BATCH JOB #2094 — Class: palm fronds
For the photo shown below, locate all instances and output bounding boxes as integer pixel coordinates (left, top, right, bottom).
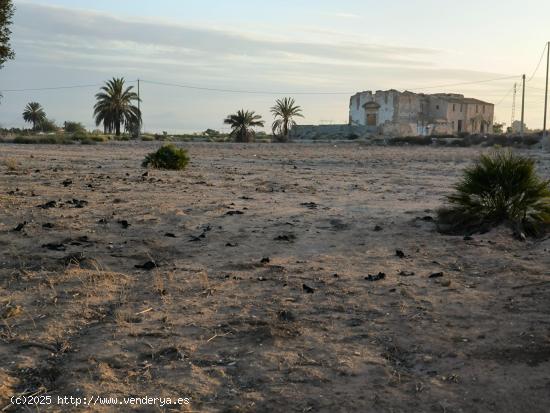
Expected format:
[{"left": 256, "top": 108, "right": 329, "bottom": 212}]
[
  {"left": 438, "top": 150, "right": 550, "bottom": 236},
  {"left": 270, "top": 97, "right": 303, "bottom": 142},
  {"left": 93, "top": 77, "right": 140, "bottom": 136},
  {"left": 223, "top": 109, "right": 264, "bottom": 142},
  {"left": 22, "top": 102, "right": 46, "bottom": 131}
]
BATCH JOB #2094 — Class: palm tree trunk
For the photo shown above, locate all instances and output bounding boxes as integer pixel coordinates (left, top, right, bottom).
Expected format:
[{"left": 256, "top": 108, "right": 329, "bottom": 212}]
[{"left": 115, "top": 122, "right": 121, "bottom": 136}]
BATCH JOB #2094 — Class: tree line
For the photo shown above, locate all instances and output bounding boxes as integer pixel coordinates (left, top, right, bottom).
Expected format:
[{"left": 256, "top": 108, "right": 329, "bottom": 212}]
[{"left": 19, "top": 78, "right": 304, "bottom": 142}]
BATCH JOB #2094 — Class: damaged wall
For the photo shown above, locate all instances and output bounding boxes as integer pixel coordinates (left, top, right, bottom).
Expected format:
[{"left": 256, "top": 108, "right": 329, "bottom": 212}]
[{"left": 349, "top": 90, "right": 494, "bottom": 137}]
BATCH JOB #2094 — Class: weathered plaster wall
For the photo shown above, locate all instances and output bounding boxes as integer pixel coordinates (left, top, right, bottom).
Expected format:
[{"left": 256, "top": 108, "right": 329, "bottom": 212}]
[
  {"left": 349, "top": 90, "right": 397, "bottom": 126},
  {"left": 349, "top": 90, "right": 494, "bottom": 136},
  {"left": 349, "top": 92, "right": 373, "bottom": 126}
]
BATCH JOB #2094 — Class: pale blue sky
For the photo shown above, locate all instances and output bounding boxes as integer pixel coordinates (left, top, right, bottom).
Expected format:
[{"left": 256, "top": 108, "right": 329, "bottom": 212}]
[{"left": 1, "top": 0, "right": 549, "bottom": 132}]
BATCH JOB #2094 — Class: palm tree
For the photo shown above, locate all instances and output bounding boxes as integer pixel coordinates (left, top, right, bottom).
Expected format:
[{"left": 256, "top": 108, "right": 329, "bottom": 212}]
[
  {"left": 22, "top": 102, "right": 46, "bottom": 131},
  {"left": 270, "top": 97, "right": 303, "bottom": 142},
  {"left": 223, "top": 109, "right": 265, "bottom": 142},
  {"left": 93, "top": 77, "right": 140, "bottom": 136}
]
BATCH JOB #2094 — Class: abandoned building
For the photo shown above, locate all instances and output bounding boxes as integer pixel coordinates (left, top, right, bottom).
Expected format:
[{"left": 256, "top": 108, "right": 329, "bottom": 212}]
[{"left": 349, "top": 90, "right": 494, "bottom": 136}]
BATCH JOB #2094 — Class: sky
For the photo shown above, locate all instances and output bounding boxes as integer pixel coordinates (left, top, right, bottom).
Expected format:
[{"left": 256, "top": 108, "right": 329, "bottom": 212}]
[{"left": 0, "top": 0, "right": 549, "bottom": 133}]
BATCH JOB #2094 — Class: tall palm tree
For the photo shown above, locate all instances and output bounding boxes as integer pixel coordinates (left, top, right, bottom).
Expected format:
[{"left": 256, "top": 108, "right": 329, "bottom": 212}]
[
  {"left": 22, "top": 102, "right": 46, "bottom": 131},
  {"left": 270, "top": 97, "right": 303, "bottom": 141},
  {"left": 93, "top": 77, "right": 140, "bottom": 136},
  {"left": 223, "top": 109, "right": 265, "bottom": 142}
]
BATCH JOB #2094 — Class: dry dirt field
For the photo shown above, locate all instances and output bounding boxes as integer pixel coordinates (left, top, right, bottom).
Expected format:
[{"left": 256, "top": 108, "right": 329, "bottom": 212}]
[{"left": 1, "top": 142, "right": 550, "bottom": 413}]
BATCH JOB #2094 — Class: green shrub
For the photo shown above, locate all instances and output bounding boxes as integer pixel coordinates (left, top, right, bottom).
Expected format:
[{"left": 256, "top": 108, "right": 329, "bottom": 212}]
[
  {"left": 40, "top": 118, "right": 59, "bottom": 133},
  {"left": 438, "top": 150, "right": 550, "bottom": 236},
  {"left": 13, "top": 135, "right": 74, "bottom": 145},
  {"left": 203, "top": 129, "right": 220, "bottom": 138},
  {"left": 13, "top": 135, "right": 35, "bottom": 144},
  {"left": 64, "top": 121, "right": 87, "bottom": 134},
  {"left": 71, "top": 131, "right": 89, "bottom": 141},
  {"left": 142, "top": 144, "right": 190, "bottom": 170}
]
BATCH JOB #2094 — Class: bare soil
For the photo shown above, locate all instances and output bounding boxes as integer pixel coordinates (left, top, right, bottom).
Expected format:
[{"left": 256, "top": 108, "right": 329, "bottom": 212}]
[{"left": 1, "top": 142, "right": 549, "bottom": 412}]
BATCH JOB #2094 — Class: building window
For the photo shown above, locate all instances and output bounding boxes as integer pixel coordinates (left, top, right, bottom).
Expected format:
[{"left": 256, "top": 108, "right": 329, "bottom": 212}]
[
  {"left": 460, "top": 104, "right": 463, "bottom": 112},
  {"left": 436, "top": 105, "right": 440, "bottom": 110},
  {"left": 452, "top": 104, "right": 456, "bottom": 112},
  {"left": 452, "top": 121, "right": 455, "bottom": 130},
  {"left": 483, "top": 105, "right": 486, "bottom": 113},
  {"left": 476, "top": 105, "right": 479, "bottom": 113}
]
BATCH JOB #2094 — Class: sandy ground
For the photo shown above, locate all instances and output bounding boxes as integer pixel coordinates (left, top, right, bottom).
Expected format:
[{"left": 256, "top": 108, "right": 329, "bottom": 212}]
[{"left": 1, "top": 142, "right": 550, "bottom": 413}]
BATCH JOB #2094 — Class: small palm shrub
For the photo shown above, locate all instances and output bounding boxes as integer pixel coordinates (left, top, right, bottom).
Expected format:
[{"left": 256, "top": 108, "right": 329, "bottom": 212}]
[
  {"left": 437, "top": 150, "right": 550, "bottom": 236},
  {"left": 142, "top": 144, "right": 189, "bottom": 170}
]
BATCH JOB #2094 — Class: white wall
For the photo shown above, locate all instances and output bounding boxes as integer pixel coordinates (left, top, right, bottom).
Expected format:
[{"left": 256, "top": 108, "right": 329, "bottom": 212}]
[{"left": 349, "top": 90, "right": 396, "bottom": 126}]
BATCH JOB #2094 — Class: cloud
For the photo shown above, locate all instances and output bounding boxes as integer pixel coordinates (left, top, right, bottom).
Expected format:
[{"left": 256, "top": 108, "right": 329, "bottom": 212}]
[{"left": 13, "top": 2, "right": 440, "bottom": 80}]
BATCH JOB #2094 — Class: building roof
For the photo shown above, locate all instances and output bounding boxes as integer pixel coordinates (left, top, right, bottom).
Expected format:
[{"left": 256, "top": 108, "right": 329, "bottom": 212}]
[{"left": 351, "top": 89, "right": 493, "bottom": 106}]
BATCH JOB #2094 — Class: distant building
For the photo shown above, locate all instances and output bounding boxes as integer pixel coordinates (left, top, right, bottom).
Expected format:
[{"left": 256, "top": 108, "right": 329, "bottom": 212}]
[{"left": 349, "top": 90, "right": 494, "bottom": 136}]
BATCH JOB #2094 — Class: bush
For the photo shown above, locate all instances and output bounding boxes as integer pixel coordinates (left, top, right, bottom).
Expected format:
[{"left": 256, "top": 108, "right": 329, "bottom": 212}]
[
  {"left": 437, "top": 150, "right": 550, "bottom": 236},
  {"left": 203, "top": 129, "right": 220, "bottom": 138},
  {"left": 40, "top": 118, "right": 59, "bottom": 133},
  {"left": 71, "top": 131, "right": 89, "bottom": 141},
  {"left": 142, "top": 144, "right": 190, "bottom": 170},
  {"left": 89, "top": 135, "right": 107, "bottom": 142},
  {"left": 64, "top": 121, "right": 87, "bottom": 134},
  {"left": 12, "top": 135, "right": 74, "bottom": 145},
  {"left": 388, "top": 136, "right": 433, "bottom": 146}
]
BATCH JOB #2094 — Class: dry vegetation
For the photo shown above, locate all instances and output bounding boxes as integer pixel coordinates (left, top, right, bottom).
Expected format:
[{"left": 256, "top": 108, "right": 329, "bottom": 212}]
[{"left": 1, "top": 142, "right": 550, "bottom": 412}]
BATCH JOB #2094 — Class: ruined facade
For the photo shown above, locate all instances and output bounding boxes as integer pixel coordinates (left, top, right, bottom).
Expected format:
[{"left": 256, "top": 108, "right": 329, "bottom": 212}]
[{"left": 349, "top": 90, "right": 494, "bottom": 136}]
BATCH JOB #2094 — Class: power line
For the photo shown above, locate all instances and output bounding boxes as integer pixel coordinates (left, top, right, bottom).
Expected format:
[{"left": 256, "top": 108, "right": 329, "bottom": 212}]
[
  {"left": 525, "top": 85, "right": 546, "bottom": 92},
  {"left": 1, "top": 76, "right": 519, "bottom": 96},
  {"left": 527, "top": 42, "right": 548, "bottom": 82},
  {"left": 406, "top": 75, "right": 520, "bottom": 91},
  {"left": 142, "top": 76, "right": 520, "bottom": 95},
  {"left": 494, "top": 83, "right": 516, "bottom": 106},
  {"left": 140, "top": 79, "right": 352, "bottom": 95},
  {"left": 0, "top": 81, "right": 138, "bottom": 93}
]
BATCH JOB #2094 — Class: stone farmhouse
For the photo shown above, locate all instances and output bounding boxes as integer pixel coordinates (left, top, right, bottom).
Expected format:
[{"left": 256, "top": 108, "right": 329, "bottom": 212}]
[{"left": 349, "top": 90, "right": 494, "bottom": 136}]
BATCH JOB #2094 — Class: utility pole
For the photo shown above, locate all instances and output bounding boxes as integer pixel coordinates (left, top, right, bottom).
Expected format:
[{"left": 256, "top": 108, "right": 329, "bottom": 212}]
[
  {"left": 544, "top": 41, "right": 549, "bottom": 141},
  {"left": 137, "top": 78, "right": 141, "bottom": 139},
  {"left": 511, "top": 83, "right": 517, "bottom": 130},
  {"left": 521, "top": 74, "right": 525, "bottom": 137}
]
